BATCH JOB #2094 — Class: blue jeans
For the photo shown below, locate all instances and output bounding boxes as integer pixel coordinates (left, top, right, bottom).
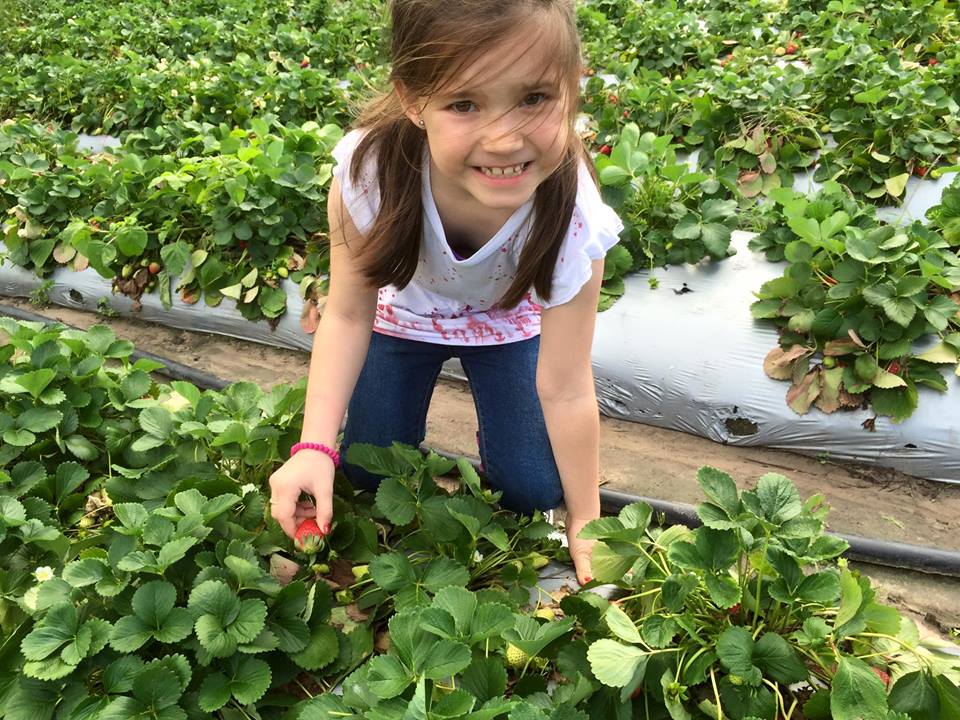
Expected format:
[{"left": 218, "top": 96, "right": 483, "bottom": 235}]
[{"left": 341, "top": 331, "right": 564, "bottom": 514}]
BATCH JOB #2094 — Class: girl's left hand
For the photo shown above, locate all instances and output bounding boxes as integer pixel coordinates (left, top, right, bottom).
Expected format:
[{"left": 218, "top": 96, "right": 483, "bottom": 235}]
[{"left": 564, "top": 514, "right": 596, "bottom": 585}]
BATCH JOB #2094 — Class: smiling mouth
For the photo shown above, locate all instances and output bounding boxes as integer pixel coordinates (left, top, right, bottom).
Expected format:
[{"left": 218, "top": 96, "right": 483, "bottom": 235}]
[{"left": 476, "top": 161, "right": 531, "bottom": 178}]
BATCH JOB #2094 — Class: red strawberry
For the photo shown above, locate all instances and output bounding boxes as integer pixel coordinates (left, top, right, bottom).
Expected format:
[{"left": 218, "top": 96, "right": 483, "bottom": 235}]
[
  {"left": 622, "top": 110, "right": 629, "bottom": 118},
  {"left": 870, "top": 667, "right": 891, "bottom": 686},
  {"left": 147, "top": 262, "right": 161, "bottom": 275},
  {"left": 785, "top": 43, "right": 799, "bottom": 55},
  {"left": 887, "top": 361, "right": 901, "bottom": 375},
  {"left": 300, "top": 57, "right": 310, "bottom": 68},
  {"left": 294, "top": 519, "right": 325, "bottom": 554},
  {"left": 729, "top": 603, "right": 741, "bottom": 615},
  {"left": 928, "top": 57, "right": 938, "bottom": 67},
  {"left": 915, "top": 165, "right": 928, "bottom": 177},
  {"left": 608, "top": 94, "right": 618, "bottom": 104},
  {"left": 599, "top": 144, "right": 612, "bottom": 156}
]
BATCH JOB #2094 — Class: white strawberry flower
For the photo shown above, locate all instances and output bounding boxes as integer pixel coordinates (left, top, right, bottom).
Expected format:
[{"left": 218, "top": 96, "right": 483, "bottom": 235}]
[
  {"left": 472, "top": 551, "right": 484, "bottom": 564},
  {"left": 33, "top": 566, "right": 54, "bottom": 583}
]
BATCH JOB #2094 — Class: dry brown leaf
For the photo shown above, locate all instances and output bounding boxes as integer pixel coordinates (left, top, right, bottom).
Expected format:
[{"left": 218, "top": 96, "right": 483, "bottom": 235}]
[
  {"left": 763, "top": 344, "right": 811, "bottom": 380},
  {"left": 786, "top": 368, "right": 821, "bottom": 414},
  {"left": 345, "top": 603, "right": 370, "bottom": 623},
  {"left": 269, "top": 554, "right": 301, "bottom": 586}
]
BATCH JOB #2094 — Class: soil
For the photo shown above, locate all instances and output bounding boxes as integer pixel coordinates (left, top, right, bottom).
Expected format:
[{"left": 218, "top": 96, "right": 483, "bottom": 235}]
[{"left": 4, "top": 298, "right": 959, "bottom": 632}]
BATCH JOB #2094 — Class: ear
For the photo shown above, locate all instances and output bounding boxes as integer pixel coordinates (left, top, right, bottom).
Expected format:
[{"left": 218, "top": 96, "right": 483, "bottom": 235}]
[{"left": 394, "top": 82, "right": 424, "bottom": 128}]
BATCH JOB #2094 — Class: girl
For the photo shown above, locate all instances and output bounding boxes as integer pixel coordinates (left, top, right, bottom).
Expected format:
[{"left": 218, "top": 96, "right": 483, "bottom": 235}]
[{"left": 269, "top": 0, "right": 623, "bottom": 585}]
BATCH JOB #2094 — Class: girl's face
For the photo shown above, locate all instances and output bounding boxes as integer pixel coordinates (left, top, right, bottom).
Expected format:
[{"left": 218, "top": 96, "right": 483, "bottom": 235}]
[{"left": 404, "top": 21, "right": 572, "bottom": 217}]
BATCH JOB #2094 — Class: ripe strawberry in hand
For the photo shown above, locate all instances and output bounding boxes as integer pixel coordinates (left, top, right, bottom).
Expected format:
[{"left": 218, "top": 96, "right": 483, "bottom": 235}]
[
  {"left": 599, "top": 144, "right": 612, "bottom": 156},
  {"left": 294, "top": 519, "right": 325, "bottom": 554}
]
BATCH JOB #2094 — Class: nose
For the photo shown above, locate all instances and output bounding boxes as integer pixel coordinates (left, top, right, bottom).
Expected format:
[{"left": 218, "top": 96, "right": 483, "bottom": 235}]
[{"left": 480, "top": 110, "right": 525, "bottom": 155}]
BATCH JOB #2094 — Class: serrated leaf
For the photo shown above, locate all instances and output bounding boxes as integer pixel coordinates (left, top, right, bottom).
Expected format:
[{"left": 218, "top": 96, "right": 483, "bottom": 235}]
[{"left": 587, "top": 639, "right": 649, "bottom": 688}]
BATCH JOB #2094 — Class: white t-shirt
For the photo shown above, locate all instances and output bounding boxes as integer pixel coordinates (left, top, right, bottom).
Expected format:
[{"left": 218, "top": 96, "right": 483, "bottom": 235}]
[{"left": 331, "top": 129, "right": 624, "bottom": 345}]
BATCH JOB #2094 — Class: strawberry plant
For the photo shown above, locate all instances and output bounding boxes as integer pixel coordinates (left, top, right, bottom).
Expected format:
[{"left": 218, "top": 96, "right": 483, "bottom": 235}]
[
  {"left": 580, "top": 466, "right": 960, "bottom": 719},
  {"left": 750, "top": 183, "right": 960, "bottom": 421},
  {"left": 595, "top": 123, "right": 738, "bottom": 306},
  {"left": 0, "top": 117, "right": 342, "bottom": 322},
  {"left": 0, "top": 320, "right": 576, "bottom": 719}
]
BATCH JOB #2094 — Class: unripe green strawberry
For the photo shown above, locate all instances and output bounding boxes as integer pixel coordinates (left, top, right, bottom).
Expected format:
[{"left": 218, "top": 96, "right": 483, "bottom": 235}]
[
  {"left": 294, "top": 518, "right": 324, "bottom": 554},
  {"left": 351, "top": 564, "right": 369, "bottom": 581},
  {"left": 505, "top": 643, "right": 529, "bottom": 668},
  {"left": 533, "top": 607, "right": 556, "bottom": 621},
  {"left": 529, "top": 552, "right": 549, "bottom": 569},
  {"left": 336, "top": 589, "right": 354, "bottom": 604}
]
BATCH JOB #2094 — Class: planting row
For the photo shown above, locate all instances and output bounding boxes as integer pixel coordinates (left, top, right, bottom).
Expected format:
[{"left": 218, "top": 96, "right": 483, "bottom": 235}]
[{"left": 1, "top": 318, "right": 958, "bottom": 719}]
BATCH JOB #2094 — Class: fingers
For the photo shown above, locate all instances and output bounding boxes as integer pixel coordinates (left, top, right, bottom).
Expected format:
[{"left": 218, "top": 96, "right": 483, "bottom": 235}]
[
  {"left": 269, "top": 485, "right": 300, "bottom": 539},
  {"left": 310, "top": 479, "right": 334, "bottom": 536}
]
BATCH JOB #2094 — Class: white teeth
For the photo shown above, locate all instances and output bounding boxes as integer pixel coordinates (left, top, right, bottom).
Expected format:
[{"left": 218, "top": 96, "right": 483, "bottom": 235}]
[{"left": 480, "top": 163, "right": 526, "bottom": 177}]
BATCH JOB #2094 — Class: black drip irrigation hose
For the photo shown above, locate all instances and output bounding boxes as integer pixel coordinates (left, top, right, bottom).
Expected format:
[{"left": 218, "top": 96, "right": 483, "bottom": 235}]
[{"left": 4, "top": 301, "right": 960, "bottom": 579}]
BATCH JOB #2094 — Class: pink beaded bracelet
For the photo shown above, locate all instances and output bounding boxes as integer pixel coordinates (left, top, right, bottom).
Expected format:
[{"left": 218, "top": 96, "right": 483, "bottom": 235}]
[{"left": 289, "top": 441, "right": 341, "bottom": 468}]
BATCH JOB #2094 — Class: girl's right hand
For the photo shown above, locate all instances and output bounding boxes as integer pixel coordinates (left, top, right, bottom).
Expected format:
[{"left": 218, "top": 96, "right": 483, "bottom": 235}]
[{"left": 268, "top": 451, "right": 336, "bottom": 540}]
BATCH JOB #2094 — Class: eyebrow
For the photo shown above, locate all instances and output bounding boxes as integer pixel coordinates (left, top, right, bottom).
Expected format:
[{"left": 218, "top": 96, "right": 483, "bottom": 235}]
[{"left": 440, "top": 80, "right": 558, "bottom": 99}]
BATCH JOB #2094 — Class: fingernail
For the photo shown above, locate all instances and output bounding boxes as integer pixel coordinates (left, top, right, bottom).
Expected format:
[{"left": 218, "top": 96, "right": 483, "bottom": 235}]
[{"left": 322, "top": 523, "right": 331, "bottom": 535}]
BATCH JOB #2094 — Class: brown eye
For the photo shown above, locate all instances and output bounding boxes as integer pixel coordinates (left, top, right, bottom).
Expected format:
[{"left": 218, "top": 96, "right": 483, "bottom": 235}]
[
  {"left": 522, "top": 93, "right": 547, "bottom": 107},
  {"left": 449, "top": 100, "right": 476, "bottom": 113}
]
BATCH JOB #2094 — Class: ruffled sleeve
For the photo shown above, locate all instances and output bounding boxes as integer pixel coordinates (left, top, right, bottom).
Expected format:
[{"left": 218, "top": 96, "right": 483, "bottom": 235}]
[
  {"left": 331, "top": 128, "right": 380, "bottom": 236},
  {"left": 535, "top": 162, "right": 624, "bottom": 309}
]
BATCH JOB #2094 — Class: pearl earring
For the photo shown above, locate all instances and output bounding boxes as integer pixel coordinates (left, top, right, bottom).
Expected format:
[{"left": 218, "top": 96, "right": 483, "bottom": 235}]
[{"left": 418, "top": 118, "right": 425, "bottom": 127}]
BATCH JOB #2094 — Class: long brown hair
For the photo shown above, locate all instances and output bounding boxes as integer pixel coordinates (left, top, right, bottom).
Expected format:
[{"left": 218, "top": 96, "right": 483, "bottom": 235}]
[{"left": 345, "top": 0, "right": 590, "bottom": 309}]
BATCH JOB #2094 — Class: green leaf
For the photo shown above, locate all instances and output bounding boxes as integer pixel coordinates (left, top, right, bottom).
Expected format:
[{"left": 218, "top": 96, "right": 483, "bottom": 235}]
[
  {"left": 831, "top": 657, "right": 888, "bottom": 720},
  {"left": 586, "top": 639, "right": 649, "bottom": 688},
  {"left": 197, "top": 672, "right": 231, "bottom": 712},
  {"left": 17, "top": 407, "right": 62, "bottom": 433},
  {"left": 374, "top": 477, "right": 417, "bottom": 526},
  {"left": 0, "top": 496, "right": 27, "bottom": 526},
  {"left": 752, "top": 633, "right": 808, "bottom": 684},
  {"left": 139, "top": 406, "right": 173, "bottom": 439},
  {"left": 932, "top": 674, "right": 960, "bottom": 719},
  {"left": 419, "top": 639, "right": 471, "bottom": 679},
  {"left": 884, "top": 173, "right": 910, "bottom": 198},
  {"left": 370, "top": 552, "right": 417, "bottom": 592},
  {"left": 604, "top": 603, "right": 642, "bottom": 644},
  {"left": 460, "top": 657, "right": 507, "bottom": 703},
  {"left": 421, "top": 558, "right": 469, "bottom": 592},
  {"left": 114, "top": 225, "right": 148, "bottom": 257},
  {"left": 661, "top": 573, "right": 698, "bottom": 612},
  {"left": 871, "top": 384, "right": 919, "bottom": 423},
  {"left": 701, "top": 223, "right": 733, "bottom": 257},
  {"left": 293, "top": 625, "right": 339, "bottom": 671},
  {"left": 697, "top": 466, "right": 739, "bottom": 516},
  {"left": 752, "top": 473, "right": 802, "bottom": 523},
  {"left": 109, "top": 615, "right": 153, "bottom": 652},
  {"left": 367, "top": 654, "right": 411, "bottom": 699},
  {"left": 640, "top": 616, "right": 678, "bottom": 648},
  {"left": 835, "top": 570, "right": 863, "bottom": 629},
  {"left": 716, "top": 627, "right": 761, "bottom": 686},
  {"left": 590, "top": 541, "right": 636, "bottom": 583},
  {"left": 11, "top": 369, "right": 56, "bottom": 399},
  {"left": 797, "top": 571, "right": 841, "bottom": 603},
  {"left": 705, "top": 574, "right": 742, "bottom": 608},
  {"left": 887, "top": 671, "right": 940, "bottom": 719}
]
